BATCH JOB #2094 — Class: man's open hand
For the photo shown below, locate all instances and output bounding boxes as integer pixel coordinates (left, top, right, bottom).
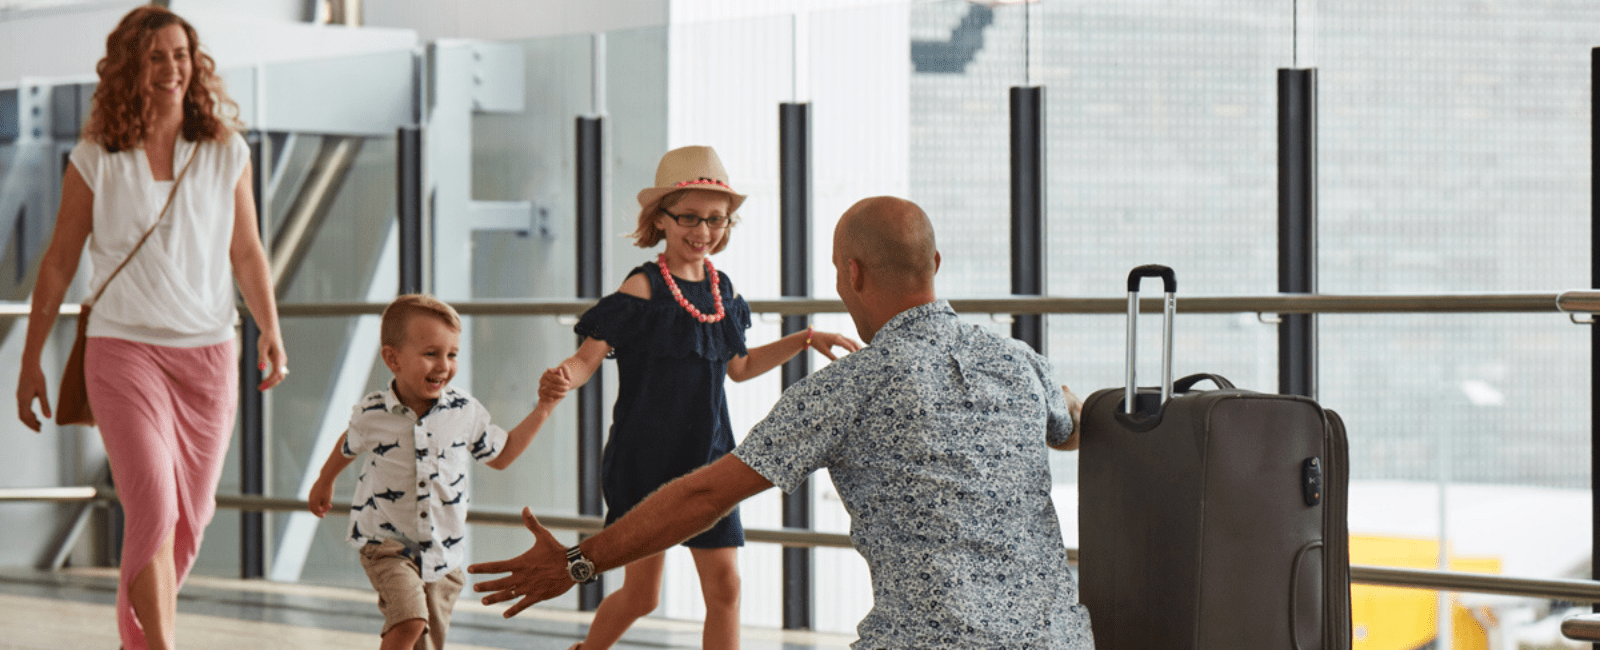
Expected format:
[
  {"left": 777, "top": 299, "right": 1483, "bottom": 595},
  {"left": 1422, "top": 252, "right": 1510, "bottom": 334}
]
[{"left": 467, "top": 508, "right": 574, "bottom": 618}]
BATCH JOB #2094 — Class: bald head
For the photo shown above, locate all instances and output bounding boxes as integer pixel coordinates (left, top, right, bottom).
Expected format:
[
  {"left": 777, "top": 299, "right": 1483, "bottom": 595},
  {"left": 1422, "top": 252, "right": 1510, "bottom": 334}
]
[{"left": 834, "top": 196, "right": 939, "bottom": 291}]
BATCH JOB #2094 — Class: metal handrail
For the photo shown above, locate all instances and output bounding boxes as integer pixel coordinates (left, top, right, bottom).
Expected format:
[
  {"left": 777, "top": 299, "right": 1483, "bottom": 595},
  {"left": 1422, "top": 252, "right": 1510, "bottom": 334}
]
[
  {"left": 2, "top": 291, "right": 1600, "bottom": 320},
  {"left": 11, "top": 488, "right": 1600, "bottom": 603},
  {"left": 1561, "top": 613, "right": 1600, "bottom": 642},
  {"left": 209, "top": 494, "right": 859, "bottom": 549},
  {"left": 9, "top": 291, "right": 1600, "bottom": 601}
]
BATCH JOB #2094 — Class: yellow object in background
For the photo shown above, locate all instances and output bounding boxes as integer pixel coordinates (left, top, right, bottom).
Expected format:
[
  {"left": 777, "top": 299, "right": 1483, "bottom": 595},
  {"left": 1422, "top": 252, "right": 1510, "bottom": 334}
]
[{"left": 1350, "top": 535, "right": 1501, "bottom": 650}]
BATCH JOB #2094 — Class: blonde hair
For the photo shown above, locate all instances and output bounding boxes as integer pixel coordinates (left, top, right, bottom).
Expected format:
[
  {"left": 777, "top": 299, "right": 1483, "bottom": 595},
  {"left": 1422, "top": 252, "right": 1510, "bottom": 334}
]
[
  {"left": 381, "top": 294, "right": 461, "bottom": 348},
  {"left": 628, "top": 189, "right": 738, "bottom": 255}
]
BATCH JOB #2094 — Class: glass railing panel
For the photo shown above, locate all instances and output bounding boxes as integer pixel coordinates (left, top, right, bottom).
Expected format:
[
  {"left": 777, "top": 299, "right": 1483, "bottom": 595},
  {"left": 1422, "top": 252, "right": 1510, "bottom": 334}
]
[
  {"left": 193, "top": 134, "right": 401, "bottom": 581},
  {"left": 1316, "top": 3, "right": 1596, "bottom": 643},
  {"left": 462, "top": 33, "right": 595, "bottom": 613},
  {"left": 1318, "top": 2, "right": 1592, "bottom": 296},
  {"left": 1325, "top": 312, "right": 1591, "bottom": 649}
]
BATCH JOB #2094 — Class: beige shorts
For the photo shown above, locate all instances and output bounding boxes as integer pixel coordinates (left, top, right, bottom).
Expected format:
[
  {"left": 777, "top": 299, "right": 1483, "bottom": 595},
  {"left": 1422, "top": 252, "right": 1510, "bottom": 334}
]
[{"left": 358, "top": 539, "right": 466, "bottom": 650}]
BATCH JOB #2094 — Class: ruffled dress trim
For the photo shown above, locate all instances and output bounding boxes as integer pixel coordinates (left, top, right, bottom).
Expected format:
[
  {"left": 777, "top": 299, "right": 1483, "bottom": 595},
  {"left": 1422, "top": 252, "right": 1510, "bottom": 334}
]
[{"left": 574, "top": 264, "right": 751, "bottom": 362}]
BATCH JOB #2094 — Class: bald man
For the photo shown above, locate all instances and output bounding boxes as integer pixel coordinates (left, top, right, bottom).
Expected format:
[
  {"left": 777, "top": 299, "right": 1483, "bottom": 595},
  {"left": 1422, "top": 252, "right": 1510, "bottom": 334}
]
[{"left": 471, "top": 196, "right": 1095, "bottom": 649}]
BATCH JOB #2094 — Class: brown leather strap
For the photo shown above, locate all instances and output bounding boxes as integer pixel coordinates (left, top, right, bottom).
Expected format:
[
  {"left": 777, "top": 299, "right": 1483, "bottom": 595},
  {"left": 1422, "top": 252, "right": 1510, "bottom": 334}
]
[{"left": 86, "top": 141, "right": 202, "bottom": 307}]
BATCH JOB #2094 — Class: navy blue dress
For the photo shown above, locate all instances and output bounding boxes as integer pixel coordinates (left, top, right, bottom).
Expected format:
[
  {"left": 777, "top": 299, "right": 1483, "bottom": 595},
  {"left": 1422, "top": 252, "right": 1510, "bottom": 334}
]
[{"left": 575, "top": 261, "right": 751, "bottom": 548}]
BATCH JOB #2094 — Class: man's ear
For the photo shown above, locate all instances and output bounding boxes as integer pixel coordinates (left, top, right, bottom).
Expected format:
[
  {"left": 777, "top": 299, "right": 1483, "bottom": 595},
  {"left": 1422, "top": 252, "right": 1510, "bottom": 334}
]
[
  {"left": 849, "top": 258, "right": 866, "bottom": 294},
  {"left": 933, "top": 250, "right": 941, "bottom": 274}
]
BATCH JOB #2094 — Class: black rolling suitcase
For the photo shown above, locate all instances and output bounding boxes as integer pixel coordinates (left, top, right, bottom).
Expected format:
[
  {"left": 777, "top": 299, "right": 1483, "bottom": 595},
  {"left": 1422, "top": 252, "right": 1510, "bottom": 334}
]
[{"left": 1078, "top": 265, "right": 1351, "bottom": 650}]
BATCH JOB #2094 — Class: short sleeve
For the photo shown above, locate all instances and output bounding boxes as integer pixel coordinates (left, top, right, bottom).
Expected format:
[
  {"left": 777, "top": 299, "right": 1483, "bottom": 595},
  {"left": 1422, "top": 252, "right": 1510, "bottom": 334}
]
[
  {"left": 343, "top": 407, "right": 374, "bottom": 458},
  {"left": 342, "top": 391, "right": 391, "bottom": 457},
  {"left": 1028, "top": 349, "right": 1075, "bottom": 447},
  {"left": 468, "top": 401, "right": 510, "bottom": 463},
  {"left": 574, "top": 293, "right": 650, "bottom": 351},
  {"left": 69, "top": 140, "right": 104, "bottom": 192},
  {"left": 223, "top": 132, "right": 250, "bottom": 186},
  {"left": 734, "top": 361, "right": 858, "bottom": 493}
]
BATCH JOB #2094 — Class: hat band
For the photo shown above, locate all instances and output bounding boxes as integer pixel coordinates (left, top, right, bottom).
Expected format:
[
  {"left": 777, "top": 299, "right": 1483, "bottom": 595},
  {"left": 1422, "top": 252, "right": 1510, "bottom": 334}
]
[{"left": 675, "top": 177, "right": 733, "bottom": 191}]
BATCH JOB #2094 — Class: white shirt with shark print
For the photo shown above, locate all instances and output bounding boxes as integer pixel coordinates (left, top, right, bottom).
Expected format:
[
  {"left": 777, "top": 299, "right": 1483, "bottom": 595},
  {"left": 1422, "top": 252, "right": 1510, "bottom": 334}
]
[{"left": 341, "top": 382, "right": 508, "bottom": 582}]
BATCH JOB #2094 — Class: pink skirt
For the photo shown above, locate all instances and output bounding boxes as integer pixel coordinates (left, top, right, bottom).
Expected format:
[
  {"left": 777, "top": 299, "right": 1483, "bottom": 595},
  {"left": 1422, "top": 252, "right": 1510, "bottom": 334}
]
[{"left": 85, "top": 336, "right": 237, "bottom": 650}]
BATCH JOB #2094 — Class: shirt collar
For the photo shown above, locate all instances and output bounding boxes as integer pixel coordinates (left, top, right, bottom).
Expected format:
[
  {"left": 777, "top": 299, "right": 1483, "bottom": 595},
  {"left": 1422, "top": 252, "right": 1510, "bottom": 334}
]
[
  {"left": 379, "top": 380, "right": 458, "bottom": 418},
  {"left": 873, "top": 299, "right": 955, "bottom": 344}
]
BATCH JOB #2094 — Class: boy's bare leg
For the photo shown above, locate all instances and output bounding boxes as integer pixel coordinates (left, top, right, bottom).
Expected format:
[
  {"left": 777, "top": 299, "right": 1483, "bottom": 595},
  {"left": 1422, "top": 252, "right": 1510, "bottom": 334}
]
[
  {"left": 129, "top": 532, "right": 178, "bottom": 650},
  {"left": 380, "top": 618, "right": 426, "bottom": 650},
  {"left": 690, "top": 547, "right": 741, "bottom": 650}
]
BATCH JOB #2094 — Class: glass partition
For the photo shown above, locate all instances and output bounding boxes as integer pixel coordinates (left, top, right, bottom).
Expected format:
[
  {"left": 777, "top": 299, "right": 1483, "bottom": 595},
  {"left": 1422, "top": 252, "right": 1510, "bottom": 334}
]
[{"left": 1318, "top": 2, "right": 1596, "bottom": 646}]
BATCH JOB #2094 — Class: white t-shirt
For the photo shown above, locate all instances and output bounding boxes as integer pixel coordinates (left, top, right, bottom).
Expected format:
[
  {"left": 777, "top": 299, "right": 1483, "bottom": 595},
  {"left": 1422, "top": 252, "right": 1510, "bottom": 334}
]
[{"left": 69, "top": 132, "right": 248, "bottom": 347}]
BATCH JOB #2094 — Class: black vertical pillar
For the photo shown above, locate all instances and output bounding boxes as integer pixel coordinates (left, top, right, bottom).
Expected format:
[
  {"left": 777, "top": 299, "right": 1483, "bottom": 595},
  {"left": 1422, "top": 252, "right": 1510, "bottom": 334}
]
[
  {"left": 778, "top": 102, "right": 814, "bottom": 631},
  {"left": 1277, "top": 69, "right": 1317, "bottom": 399},
  {"left": 1010, "top": 87, "right": 1045, "bottom": 352},
  {"left": 239, "top": 131, "right": 268, "bottom": 579},
  {"left": 397, "top": 126, "right": 425, "bottom": 294},
  {"left": 1590, "top": 48, "right": 1599, "bottom": 643},
  {"left": 575, "top": 116, "right": 605, "bottom": 610}
]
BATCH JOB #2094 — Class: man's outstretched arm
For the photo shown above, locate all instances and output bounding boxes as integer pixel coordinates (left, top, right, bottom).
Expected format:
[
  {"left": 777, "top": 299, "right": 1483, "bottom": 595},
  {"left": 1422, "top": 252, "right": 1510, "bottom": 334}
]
[{"left": 468, "top": 453, "right": 775, "bottom": 617}]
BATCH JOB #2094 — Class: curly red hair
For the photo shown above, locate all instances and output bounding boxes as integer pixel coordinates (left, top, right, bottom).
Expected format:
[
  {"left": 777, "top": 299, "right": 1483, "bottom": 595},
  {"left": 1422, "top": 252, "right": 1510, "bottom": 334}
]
[{"left": 83, "top": 5, "right": 240, "bottom": 150}]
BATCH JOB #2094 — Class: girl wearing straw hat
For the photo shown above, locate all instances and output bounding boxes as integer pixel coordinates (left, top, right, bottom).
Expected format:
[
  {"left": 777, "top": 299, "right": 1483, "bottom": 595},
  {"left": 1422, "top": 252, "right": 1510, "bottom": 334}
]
[{"left": 538, "top": 146, "right": 860, "bottom": 649}]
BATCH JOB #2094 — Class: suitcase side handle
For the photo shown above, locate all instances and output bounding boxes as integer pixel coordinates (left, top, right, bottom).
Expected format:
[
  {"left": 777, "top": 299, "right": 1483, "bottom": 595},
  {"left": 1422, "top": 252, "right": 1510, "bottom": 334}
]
[{"left": 1126, "top": 265, "right": 1177, "bottom": 415}]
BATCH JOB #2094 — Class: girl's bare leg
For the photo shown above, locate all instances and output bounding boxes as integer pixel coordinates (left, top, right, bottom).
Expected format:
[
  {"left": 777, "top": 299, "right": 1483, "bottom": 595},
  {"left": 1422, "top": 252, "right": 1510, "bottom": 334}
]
[
  {"left": 690, "top": 546, "right": 741, "bottom": 650},
  {"left": 574, "top": 552, "right": 666, "bottom": 650}
]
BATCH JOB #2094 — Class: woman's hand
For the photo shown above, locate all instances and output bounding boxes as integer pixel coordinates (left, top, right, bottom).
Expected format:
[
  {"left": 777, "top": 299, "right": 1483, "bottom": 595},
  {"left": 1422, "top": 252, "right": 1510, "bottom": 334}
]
[
  {"left": 256, "top": 333, "right": 288, "bottom": 391},
  {"left": 538, "top": 365, "right": 573, "bottom": 403},
  {"left": 807, "top": 330, "right": 863, "bottom": 361},
  {"left": 15, "top": 363, "right": 51, "bottom": 433}
]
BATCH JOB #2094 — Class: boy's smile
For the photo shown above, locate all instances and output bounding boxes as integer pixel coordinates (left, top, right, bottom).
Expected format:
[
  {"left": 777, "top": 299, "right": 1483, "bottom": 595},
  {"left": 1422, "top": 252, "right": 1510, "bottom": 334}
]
[{"left": 381, "top": 314, "right": 460, "bottom": 417}]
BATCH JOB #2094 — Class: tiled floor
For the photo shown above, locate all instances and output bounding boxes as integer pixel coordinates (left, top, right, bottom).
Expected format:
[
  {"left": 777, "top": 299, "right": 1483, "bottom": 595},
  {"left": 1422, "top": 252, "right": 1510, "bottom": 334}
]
[{"left": 0, "top": 567, "right": 855, "bottom": 650}]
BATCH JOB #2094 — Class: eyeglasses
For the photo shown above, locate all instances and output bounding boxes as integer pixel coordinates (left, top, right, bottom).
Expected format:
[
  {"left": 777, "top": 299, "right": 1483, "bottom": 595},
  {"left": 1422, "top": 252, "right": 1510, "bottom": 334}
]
[{"left": 661, "top": 208, "right": 731, "bottom": 230}]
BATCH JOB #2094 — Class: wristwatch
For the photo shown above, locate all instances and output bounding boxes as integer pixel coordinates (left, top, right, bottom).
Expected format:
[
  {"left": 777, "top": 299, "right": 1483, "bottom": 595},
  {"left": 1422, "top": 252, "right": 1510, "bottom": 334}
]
[{"left": 566, "top": 544, "right": 598, "bottom": 584}]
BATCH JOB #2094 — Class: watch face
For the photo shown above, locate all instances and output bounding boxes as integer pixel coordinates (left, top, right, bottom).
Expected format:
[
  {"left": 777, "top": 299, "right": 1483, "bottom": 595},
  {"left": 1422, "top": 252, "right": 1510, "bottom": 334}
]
[{"left": 569, "top": 559, "right": 595, "bottom": 583}]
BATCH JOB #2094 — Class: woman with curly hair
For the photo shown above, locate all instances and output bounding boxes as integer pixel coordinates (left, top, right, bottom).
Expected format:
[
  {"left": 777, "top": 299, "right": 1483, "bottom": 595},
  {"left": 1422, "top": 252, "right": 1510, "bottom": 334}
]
[{"left": 13, "top": 6, "right": 287, "bottom": 649}]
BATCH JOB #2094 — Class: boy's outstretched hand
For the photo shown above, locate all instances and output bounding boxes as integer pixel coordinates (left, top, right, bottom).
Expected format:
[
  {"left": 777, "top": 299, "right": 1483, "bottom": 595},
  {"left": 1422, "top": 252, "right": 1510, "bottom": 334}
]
[
  {"left": 538, "top": 365, "right": 573, "bottom": 404},
  {"left": 468, "top": 508, "right": 572, "bottom": 617},
  {"left": 308, "top": 477, "right": 334, "bottom": 518}
]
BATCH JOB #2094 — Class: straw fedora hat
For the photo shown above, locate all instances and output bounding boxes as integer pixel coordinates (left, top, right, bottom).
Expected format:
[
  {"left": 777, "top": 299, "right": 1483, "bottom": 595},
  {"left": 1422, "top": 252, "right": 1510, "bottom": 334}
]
[{"left": 636, "top": 145, "right": 747, "bottom": 213}]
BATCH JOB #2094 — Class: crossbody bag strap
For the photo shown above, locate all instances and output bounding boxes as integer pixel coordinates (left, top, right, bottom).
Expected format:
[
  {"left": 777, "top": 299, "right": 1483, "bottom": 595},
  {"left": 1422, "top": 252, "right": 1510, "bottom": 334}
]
[{"left": 85, "top": 141, "right": 202, "bottom": 308}]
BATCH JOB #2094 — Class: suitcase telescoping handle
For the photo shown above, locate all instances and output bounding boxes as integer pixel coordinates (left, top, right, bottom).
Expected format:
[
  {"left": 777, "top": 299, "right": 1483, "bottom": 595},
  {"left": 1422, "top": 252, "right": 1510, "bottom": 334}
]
[{"left": 1125, "top": 265, "right": 1177, "bottom": 415}]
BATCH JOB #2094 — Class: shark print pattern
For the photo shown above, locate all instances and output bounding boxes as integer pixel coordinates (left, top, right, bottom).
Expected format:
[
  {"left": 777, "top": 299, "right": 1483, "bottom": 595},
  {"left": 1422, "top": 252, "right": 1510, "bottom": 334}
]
[
  {"left": 339, "top": 382, "right": 509, "bottom": 582},
  {"left": 734, "top": 301, "right": 1094, "bottom": 649}
]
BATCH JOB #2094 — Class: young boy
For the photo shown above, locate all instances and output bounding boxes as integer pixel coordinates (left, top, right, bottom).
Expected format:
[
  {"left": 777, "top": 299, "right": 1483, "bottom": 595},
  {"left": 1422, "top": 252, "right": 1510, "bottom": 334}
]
[{"left": 309, "top": 294, "right": 553, "bottom": 650}]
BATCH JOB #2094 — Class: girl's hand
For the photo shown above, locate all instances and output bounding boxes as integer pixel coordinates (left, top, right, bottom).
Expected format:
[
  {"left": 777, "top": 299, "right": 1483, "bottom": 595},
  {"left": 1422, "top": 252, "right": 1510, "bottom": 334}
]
[
  {"left": 538, "top": 365, "right": 573, "bottom": 403},
  {"left": 257, "top": 333, "right": 289, "bottom": 391},
  {"left": 807, "top": 330, "right": 863, "bottom": 361}
]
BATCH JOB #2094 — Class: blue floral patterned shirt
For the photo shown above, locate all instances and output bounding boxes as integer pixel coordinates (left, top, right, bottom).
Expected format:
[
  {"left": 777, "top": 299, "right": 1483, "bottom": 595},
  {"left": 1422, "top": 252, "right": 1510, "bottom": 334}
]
[{"left": 735, "top": 300, "right": 1095, "bottom": 649}]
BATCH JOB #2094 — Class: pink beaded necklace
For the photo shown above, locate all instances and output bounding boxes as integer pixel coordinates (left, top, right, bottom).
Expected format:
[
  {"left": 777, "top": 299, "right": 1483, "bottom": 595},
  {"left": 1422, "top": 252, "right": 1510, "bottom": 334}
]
[{"left": 657, "top": 253, "right": 725, "bottom": 323}]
